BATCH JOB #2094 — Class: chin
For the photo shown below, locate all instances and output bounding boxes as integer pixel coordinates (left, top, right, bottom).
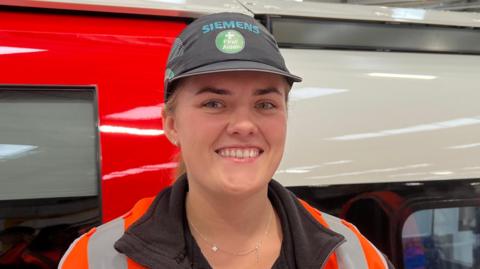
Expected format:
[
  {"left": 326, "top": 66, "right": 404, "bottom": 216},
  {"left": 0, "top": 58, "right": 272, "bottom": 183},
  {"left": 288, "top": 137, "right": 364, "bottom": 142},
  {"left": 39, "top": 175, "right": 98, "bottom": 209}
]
[{"left": 219, "top": 173, "right": 269, "bottom": 196}]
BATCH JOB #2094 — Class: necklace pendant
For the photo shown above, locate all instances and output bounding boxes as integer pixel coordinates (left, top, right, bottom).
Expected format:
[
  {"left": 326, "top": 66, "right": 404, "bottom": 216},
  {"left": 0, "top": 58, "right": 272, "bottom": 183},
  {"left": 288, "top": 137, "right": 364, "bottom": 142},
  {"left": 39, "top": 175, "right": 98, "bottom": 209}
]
[{"left": 211, "top": 245, "right": 219, "bottom": 252}]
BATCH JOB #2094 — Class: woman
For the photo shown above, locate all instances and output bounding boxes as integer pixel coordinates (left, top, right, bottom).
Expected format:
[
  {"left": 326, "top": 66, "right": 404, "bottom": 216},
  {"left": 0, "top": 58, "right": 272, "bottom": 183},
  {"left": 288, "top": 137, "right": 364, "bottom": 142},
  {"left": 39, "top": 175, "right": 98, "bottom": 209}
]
[{"left": 59, "top": 12, "right": 394, "bottom": 269}]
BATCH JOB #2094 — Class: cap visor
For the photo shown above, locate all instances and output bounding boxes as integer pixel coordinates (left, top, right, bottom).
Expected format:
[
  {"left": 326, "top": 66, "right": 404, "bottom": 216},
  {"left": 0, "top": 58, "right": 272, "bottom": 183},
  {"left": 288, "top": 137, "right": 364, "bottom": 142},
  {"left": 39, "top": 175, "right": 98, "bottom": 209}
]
[{"left": 172, "top": 60, "right": 302, "bottom": 84}]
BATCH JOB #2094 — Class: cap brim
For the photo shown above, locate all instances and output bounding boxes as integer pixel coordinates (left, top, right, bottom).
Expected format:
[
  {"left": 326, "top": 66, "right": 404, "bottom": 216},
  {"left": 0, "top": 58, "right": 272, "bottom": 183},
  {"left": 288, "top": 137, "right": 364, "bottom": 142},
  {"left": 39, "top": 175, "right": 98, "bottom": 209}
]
[{"left": 171, "top": 60, "right": 302, "bottom": 84}]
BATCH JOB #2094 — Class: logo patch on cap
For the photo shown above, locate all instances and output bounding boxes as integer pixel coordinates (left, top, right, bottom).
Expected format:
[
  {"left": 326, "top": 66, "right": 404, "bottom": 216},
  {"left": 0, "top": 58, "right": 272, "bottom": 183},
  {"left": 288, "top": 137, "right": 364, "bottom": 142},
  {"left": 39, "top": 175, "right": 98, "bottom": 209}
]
[{"left": 215, "top": 30, "right": 245, "bottom": 54}]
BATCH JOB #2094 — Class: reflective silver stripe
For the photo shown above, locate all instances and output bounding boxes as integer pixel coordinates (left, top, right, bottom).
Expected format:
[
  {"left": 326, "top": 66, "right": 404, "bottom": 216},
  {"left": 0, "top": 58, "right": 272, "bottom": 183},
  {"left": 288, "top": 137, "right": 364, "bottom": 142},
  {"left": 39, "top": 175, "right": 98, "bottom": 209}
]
[
  {"left": 321, "top": 212, "right": 369, "bottom": 269},
  {"left": 87, "top": 217, "right": 128, "bottom": 269},
  {"left": 347, "top": 223, "right": 389, "bottom": 269},
  {"left": 58, "top": 234, "right": 86, "bottom": 268}
]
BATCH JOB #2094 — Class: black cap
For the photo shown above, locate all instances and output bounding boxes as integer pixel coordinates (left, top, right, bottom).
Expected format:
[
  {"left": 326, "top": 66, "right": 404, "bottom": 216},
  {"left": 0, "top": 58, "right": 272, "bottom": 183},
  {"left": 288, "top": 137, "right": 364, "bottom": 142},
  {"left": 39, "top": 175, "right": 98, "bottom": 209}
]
[{"left": 164, "top": 12, "right": 302, "bottom": 101}]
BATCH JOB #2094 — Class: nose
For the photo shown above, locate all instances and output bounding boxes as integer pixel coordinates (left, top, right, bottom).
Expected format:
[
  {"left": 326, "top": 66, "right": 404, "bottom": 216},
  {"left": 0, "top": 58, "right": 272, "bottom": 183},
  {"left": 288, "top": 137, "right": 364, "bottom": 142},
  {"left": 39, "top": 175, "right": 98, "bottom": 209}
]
[{"left": 226, "top": 107, "right": 258, "bottom": 137}]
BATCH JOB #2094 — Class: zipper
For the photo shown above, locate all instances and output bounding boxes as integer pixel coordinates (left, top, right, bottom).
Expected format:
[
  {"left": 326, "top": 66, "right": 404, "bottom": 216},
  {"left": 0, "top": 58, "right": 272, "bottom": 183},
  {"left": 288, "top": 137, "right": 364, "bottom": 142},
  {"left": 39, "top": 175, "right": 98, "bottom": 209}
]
[{"left": 319, "top": 238, "right": 346, "bottom": 269}]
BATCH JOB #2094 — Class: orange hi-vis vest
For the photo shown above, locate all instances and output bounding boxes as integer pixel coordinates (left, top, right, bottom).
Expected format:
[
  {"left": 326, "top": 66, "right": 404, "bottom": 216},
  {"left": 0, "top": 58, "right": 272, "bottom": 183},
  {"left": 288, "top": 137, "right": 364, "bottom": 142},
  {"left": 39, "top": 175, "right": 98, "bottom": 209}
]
[{"left": 59, "top": 196, "right": 391, "bottom": 269}]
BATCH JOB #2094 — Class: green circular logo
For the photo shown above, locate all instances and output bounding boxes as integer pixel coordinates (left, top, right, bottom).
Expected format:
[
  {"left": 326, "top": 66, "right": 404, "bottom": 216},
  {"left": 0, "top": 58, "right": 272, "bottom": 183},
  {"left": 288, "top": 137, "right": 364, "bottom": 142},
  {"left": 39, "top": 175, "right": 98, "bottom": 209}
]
[{"left": 215, "top": 30, "right": 245, "bottom": 54}]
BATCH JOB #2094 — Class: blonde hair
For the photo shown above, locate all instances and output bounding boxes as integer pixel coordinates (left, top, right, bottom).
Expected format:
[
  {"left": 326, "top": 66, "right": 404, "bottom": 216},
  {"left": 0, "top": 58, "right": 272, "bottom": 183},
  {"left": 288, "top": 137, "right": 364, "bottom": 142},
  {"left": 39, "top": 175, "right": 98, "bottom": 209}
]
[{"left": 162, "top": 84, "right": 187, "bottom": 180}]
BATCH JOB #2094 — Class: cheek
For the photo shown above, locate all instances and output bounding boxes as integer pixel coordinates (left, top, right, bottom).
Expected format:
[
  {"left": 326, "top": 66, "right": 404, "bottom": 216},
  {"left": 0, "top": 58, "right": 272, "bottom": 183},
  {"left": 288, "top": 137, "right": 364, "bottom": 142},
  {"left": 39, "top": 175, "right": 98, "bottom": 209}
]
[
  {"left": 176, "top": 112, "right": 223, "bottom": 147},
  {"left": 174, "top": 110, "right": 198, "bottom": 146},
  {"left": 261, "top": 115, "right": 287, "bottom": 149}
]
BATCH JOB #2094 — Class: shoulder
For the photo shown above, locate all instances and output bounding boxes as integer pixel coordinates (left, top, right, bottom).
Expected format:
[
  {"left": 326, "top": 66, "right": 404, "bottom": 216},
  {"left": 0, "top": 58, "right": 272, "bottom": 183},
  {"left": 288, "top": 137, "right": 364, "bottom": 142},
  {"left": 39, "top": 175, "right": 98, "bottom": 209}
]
[
  {"left": 298, "top": 199, "right": 395, "bottom": 269},
  {"left": 58, "top": 197, "right": 155, "bottom": 269}
]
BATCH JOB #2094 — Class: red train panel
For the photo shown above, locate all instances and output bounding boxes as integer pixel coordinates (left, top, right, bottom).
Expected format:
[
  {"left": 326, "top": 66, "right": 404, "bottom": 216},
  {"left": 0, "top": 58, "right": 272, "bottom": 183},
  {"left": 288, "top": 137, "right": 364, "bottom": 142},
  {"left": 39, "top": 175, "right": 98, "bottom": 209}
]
[{"left": 0, "top": 10, "right": 185, "bottom": 221}]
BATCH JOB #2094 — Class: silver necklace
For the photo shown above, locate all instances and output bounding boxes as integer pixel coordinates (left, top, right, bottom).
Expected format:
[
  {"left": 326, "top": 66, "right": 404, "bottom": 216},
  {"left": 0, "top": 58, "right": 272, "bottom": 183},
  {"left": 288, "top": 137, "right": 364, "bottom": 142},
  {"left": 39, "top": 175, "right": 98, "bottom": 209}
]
[{"left": 188, "top": 204, "right": 273, "bottom": 264}]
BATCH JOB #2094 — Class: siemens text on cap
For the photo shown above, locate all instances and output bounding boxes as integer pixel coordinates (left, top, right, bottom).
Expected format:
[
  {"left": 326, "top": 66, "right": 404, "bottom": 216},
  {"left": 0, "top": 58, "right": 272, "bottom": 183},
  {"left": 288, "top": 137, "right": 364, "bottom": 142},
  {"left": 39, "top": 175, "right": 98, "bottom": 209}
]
[{"left": 202, "top": 21, "right": 260, "bottom": 34}]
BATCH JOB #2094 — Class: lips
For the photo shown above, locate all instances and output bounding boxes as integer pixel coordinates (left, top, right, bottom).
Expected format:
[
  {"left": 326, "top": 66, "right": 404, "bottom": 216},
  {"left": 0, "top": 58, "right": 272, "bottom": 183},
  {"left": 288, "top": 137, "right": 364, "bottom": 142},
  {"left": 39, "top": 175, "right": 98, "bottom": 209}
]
[{"left": 215, "top": 147, "right": 263, "bottom": 159}]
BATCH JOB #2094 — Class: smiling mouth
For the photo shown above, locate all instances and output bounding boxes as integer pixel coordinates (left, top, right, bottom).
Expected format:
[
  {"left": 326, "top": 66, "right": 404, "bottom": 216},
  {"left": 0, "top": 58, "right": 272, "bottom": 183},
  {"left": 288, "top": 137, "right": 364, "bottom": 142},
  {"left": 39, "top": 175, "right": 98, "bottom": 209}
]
[{"left": 215, "top": 148, "right": 264, "bottom": 159}]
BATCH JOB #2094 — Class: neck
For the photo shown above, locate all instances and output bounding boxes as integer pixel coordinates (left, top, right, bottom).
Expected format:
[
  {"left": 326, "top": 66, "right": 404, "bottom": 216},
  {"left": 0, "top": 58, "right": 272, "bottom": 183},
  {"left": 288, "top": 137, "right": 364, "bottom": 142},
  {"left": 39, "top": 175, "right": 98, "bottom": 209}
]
[{"left": 185, "top": 179, "right": 273, "bottom": 247}]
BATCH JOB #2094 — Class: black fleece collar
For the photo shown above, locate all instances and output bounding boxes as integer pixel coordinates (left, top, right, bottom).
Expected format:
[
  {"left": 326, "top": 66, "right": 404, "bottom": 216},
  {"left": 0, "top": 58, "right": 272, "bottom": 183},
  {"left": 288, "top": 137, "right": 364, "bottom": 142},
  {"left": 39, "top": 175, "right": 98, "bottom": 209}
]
[{"left": 114, "top": 176, "right": 344, "bottom": 269}]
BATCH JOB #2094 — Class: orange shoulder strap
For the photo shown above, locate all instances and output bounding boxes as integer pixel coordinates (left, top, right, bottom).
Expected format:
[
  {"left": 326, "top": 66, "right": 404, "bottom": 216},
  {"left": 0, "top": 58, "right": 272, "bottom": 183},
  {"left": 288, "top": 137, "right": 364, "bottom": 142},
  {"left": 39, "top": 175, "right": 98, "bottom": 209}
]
[
  {"left": 122, "top": 197, "right": 155, "bottom": 269},
  {"left": 58, "top": 228, "right": 96, "bottom": 269},
  {"left": 123, "top": 196, "right": 155, "bottom": 229},
  {"left": 297, "top": 199, "right": 340, "bottom": 269},
  {"left": 297, "top": 198, "right": 331, "bottom": 228},
  {"left": 298, "top": 198, "right": 389, "bottom": 269},
  {"left": 59, "top": 197, "right": 155, "bottom": 269}
]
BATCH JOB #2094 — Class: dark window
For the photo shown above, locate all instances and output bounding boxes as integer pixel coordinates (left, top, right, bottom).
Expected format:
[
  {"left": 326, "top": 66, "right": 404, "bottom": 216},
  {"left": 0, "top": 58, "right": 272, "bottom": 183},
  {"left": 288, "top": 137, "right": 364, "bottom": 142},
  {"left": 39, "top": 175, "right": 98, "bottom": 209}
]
[
  {"left": 0, "top": 87, "right": 100, "bottom": 268},
  {"left": 270, "top": 16, "right": 480, "bottom": 54},
  {"left": 402, "top": 207, "right": 480, "bottom": 269}
]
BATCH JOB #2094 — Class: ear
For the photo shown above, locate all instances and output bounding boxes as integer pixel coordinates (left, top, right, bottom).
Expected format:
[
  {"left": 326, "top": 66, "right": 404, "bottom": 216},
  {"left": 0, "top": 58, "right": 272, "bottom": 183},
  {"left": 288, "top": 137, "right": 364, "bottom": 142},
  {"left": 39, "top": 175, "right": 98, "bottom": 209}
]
[{"left": 162, "top": 108, "right": 178, "bottom": 146}]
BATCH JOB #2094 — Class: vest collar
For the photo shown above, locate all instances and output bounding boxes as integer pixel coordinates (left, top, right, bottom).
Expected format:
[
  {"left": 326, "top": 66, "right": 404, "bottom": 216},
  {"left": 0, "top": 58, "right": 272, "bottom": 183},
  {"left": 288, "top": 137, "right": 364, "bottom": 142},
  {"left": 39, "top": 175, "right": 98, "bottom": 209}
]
[{"left": 114, "top": 175, "right": 344, "bottom": 268}]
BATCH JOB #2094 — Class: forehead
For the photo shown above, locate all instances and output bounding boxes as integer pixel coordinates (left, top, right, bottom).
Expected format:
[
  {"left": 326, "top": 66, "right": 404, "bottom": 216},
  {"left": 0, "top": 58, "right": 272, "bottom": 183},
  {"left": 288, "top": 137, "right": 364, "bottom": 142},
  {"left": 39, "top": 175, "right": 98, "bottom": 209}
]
[{"left": 175, "top": 71, "right": 290, "bottom": 94}]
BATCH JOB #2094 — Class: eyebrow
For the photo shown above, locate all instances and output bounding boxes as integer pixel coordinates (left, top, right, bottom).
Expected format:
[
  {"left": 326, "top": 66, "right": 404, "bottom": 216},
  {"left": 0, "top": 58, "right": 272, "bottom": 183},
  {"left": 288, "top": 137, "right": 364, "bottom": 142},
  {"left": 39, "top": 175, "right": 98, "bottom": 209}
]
[
  {"left": 194, "top": 87, "right": 283, "bottom": 96},
  {"left": 195, "top": 87, "right": 230, "bottom": 96},
  {"left": 254, "top": 87, "right": 283, "bottom": 96}
]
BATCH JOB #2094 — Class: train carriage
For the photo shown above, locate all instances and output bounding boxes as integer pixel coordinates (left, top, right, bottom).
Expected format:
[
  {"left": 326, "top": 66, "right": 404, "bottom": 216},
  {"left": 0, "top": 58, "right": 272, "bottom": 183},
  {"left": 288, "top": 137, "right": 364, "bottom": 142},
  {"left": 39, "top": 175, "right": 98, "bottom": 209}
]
[{"left": 1, "top": 0, "right": 479, "bottom": 268}]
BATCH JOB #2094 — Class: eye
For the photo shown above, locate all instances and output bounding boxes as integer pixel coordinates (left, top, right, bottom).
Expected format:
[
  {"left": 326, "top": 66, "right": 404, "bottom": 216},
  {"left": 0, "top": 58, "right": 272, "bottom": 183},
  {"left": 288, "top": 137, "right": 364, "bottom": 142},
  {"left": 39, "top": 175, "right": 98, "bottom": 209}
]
[
  {"left": 202, "top": 100, "right": 225, "bottom": 109},
  {"left": 255, "top": 101, "right": 276, "bottom": 110}
]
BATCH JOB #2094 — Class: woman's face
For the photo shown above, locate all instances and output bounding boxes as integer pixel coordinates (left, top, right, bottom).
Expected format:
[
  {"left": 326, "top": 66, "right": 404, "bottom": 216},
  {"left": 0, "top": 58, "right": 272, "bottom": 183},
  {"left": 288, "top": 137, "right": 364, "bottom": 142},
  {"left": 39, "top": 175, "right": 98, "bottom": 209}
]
[{"left": 164, "top": 71, "right": 289, "bottom": 197}]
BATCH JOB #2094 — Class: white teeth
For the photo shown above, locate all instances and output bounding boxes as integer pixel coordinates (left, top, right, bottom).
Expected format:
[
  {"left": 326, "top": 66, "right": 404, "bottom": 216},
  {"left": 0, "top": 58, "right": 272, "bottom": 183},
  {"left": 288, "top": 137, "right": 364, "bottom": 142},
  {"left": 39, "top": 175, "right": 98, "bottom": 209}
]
[{"left": 218, "top": 148, "right": 260, "bottom": 159}]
